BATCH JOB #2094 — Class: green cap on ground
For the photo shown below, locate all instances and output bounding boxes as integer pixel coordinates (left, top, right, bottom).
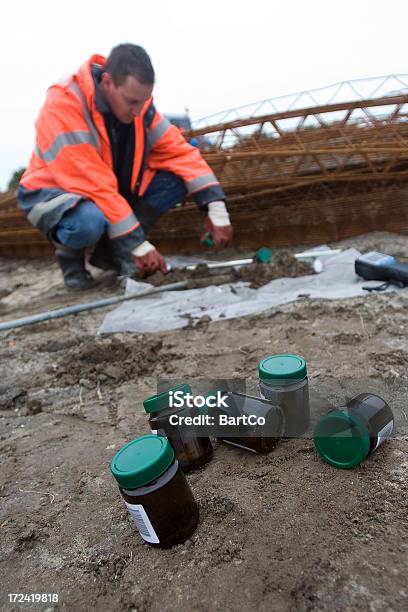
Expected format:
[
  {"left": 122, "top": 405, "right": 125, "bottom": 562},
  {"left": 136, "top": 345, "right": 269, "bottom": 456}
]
[
  {"left": 202, "top": 233, "right": 214, "bottom": 249},
  {"left": 313, "top": 411, "right": 370, "bottom": 469},
  {"left": 255, "top": 247, "right": 273, "bottom": 263},
  {"left": 258, "top": 354, "right": 307, "bottom": 383},
  {"left": 110, "top": 435, "right": 175, "bottom": 489},
  {"left": 143, "top": 383, "right": 192, "bottom": 414}
]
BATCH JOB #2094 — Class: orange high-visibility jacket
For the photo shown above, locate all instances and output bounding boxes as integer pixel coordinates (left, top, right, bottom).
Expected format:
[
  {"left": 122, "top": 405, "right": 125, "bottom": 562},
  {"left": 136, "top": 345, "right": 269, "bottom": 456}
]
[{"left": 18, "top": 54, "right": 224, "bottom": 239}]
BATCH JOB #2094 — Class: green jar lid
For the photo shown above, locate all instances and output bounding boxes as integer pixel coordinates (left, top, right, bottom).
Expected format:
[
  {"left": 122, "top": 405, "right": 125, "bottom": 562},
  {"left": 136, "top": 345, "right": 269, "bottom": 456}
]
[
  {"left": 258, "top": 354, "right": 307, "bottom": 383},
  {"left": 110, "top": 435, "right": 175, "bottom": 489},
  {"left": 202, "top": 233, "right": 214, "bottom": 249},
  {"left": 313, "top": 411, "right": 370, "bottom": 469},
  {"left": 143, "top": 383, "right": 192, "bottom": 414},
  {"left": 255, "top": 247, "right": 273, "bottom": 263}
]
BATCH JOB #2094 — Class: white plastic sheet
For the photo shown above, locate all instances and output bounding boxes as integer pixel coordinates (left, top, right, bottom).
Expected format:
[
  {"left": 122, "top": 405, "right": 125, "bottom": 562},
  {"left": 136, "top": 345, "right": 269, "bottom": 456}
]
[{"left": 98, "top": 248, "right": 396, "bottom": 334}]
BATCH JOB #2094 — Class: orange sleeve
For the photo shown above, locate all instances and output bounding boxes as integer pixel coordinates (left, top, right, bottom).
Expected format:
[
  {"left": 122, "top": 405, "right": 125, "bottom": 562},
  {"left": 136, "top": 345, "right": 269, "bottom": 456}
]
[{"left": 146, "top": 108, "right": 223, "bottom": 199}]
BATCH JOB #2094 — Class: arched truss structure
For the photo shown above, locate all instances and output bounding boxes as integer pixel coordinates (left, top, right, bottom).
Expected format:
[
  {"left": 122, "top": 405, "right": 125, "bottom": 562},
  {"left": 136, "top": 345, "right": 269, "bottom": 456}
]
[{"left": 189, "top": 75, "right": 408, "bottom": 197}]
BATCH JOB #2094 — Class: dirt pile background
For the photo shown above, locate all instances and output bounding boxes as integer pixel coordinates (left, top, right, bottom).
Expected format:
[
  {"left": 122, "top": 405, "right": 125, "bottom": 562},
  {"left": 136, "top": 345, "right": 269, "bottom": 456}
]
[
  {"left": 0, "top": 232, "right": 407, "bottom": 611},
  {"left": 147, "top": 250, "right": 313, "bottom": 290}
]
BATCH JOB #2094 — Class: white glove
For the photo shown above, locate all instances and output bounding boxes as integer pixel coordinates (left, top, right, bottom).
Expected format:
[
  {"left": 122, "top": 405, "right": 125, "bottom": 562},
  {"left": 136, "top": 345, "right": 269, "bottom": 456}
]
[
  {"left": 208, "top": 200, "right": 231, "bottom": 227},
  {"left": 132, "top": 240, "right": 156, "bottom": 257}
]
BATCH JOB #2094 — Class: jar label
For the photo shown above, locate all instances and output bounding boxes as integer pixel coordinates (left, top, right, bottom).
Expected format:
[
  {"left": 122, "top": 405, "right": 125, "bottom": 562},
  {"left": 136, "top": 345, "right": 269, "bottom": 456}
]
[
  {"left": 149, "top": 426, "right": 165, "bottom": 436},
  {"left": 374, "top": 420, "right": 394, "bottom": 451},
  {"left": 125, "top": 502, "right": 160, "bottom": 544}
]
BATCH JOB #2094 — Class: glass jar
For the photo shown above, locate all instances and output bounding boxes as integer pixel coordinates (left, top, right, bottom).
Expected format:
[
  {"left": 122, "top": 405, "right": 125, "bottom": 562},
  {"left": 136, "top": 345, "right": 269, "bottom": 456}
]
[
  {"left": 110, "top": 435, "right": 199, "bottom": 547},
  {"left": 259, "top": 354, "right": 310, "bottom": 436},
  {"left": 143, "top": 384, "right": 213, "bottom": 472},
  {"left": 207, "top": 391, "right": 284, "bottom": 454},
  {"left": 314, "top": 393, "right": 394, "bottom": 468}
]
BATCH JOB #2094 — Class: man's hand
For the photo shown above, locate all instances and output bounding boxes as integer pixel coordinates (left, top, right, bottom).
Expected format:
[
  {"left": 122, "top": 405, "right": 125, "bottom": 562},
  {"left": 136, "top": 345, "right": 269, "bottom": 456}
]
[
  {"left": 132, "top": 241, "right": 167, "bottom": 278},
  {"left": 201, "top": 201, "right": 233, "bottom": 250}
]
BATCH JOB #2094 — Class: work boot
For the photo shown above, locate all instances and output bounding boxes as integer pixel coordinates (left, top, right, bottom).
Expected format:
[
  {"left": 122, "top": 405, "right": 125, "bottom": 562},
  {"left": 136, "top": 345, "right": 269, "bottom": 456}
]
[
  {"left": 90, "top": 234, "right": 138, "bottom": 278},
  {"left": 52, "top": 240, "right": 96, "bottom": 290},
  {"left": 89, "top": 234, "right": 117, "bottom": 271},
  {"left": 57, "top": 256, "right": 96, "bottom": 290}
]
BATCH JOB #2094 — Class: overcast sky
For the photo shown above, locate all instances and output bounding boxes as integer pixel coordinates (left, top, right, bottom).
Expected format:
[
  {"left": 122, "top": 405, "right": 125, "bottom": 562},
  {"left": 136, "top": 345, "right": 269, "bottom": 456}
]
[{"left": 1, "top": 0, "right": 407, "bottom": 190}]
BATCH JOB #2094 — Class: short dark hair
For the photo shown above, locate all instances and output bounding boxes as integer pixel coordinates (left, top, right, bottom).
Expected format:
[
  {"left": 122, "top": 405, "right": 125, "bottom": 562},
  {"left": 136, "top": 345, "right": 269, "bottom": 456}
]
[{"left": 104, "top": 44, "right": 155, "bottom": 86}]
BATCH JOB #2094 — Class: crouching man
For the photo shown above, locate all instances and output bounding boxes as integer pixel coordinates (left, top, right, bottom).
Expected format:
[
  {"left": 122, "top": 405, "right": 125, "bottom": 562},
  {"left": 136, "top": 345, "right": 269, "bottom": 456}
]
[{"left": 18, "top": 43, "right": 232, "bottom": 289}]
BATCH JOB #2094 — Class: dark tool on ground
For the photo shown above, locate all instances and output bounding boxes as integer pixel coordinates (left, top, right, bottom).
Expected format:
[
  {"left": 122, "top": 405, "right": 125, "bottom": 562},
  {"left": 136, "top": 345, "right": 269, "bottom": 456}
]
[{"left": 355, "top": 252, "right": 408, "bottom": 291}]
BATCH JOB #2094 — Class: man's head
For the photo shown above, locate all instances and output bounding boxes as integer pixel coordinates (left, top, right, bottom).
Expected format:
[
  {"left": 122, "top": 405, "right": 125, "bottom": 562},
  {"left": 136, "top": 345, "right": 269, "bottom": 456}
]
[{"left": 100, "top": 44, "right": 155, "bottom": 123}]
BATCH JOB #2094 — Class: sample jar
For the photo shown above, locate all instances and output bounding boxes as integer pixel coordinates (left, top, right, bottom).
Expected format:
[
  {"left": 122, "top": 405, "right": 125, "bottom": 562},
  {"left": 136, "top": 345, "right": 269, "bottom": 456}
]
[
  {"left": 314, "top": 393, "right": 394, "bottom": 469},
  {"left": 207, "top": 391, "right": 284, "bottom": 454},
  {"left": 259, "top": 354, "right": 310, "bottom": 436},
  {"left": 144, "top": 384, "right": 190, "bottom": 435},
  {"left": 143, "top": 385, "right": 213, "bottom": 472},
  {"left": 110, "top": 435, "right": 199, "bottom": 547}
]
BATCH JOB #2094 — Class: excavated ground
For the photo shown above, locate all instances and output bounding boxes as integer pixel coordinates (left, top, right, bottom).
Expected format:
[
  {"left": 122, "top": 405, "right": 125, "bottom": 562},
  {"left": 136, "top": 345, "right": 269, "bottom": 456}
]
[{"left": 0, "top": 232, "right": 407, "bottom": 612}]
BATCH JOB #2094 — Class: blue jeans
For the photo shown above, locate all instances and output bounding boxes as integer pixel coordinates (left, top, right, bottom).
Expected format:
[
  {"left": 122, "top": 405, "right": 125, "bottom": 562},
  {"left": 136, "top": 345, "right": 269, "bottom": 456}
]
[
  {"left": 55, "top": 171, "right": 187, "bottom": 249},
  {"left": 55, "top": 200, "right": 108, "bottom": 249}
]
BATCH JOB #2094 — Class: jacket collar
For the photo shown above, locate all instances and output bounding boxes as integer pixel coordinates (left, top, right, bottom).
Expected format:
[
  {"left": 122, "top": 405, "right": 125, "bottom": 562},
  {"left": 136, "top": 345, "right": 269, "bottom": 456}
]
[
  {"left": 91, "top": 64, "right": 110, "bottom": 114},
  {"left": 76, "top": 54, "right": 107, "bottom": 113}
]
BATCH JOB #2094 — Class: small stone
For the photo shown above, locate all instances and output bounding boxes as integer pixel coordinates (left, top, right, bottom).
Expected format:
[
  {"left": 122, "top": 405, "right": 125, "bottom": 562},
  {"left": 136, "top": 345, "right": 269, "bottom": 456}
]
[
  {"left": 21, "top": 399, "right": 42, "bottom": 416},
  {"left": 101, "top": 365, "right": 123, "bottom": 381}
]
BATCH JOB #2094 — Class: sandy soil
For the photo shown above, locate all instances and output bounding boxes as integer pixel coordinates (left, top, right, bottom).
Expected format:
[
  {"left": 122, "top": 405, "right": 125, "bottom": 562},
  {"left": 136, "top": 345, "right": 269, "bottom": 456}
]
[{"left": 0, "top": 232, "right": 407, "bottom": 612}]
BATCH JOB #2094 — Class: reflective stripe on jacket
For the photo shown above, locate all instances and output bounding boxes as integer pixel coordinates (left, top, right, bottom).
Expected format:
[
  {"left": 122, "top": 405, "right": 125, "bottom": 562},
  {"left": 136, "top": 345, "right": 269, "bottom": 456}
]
[{"left": 19, "top": 54, "right": 225, "bottom": 239}]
